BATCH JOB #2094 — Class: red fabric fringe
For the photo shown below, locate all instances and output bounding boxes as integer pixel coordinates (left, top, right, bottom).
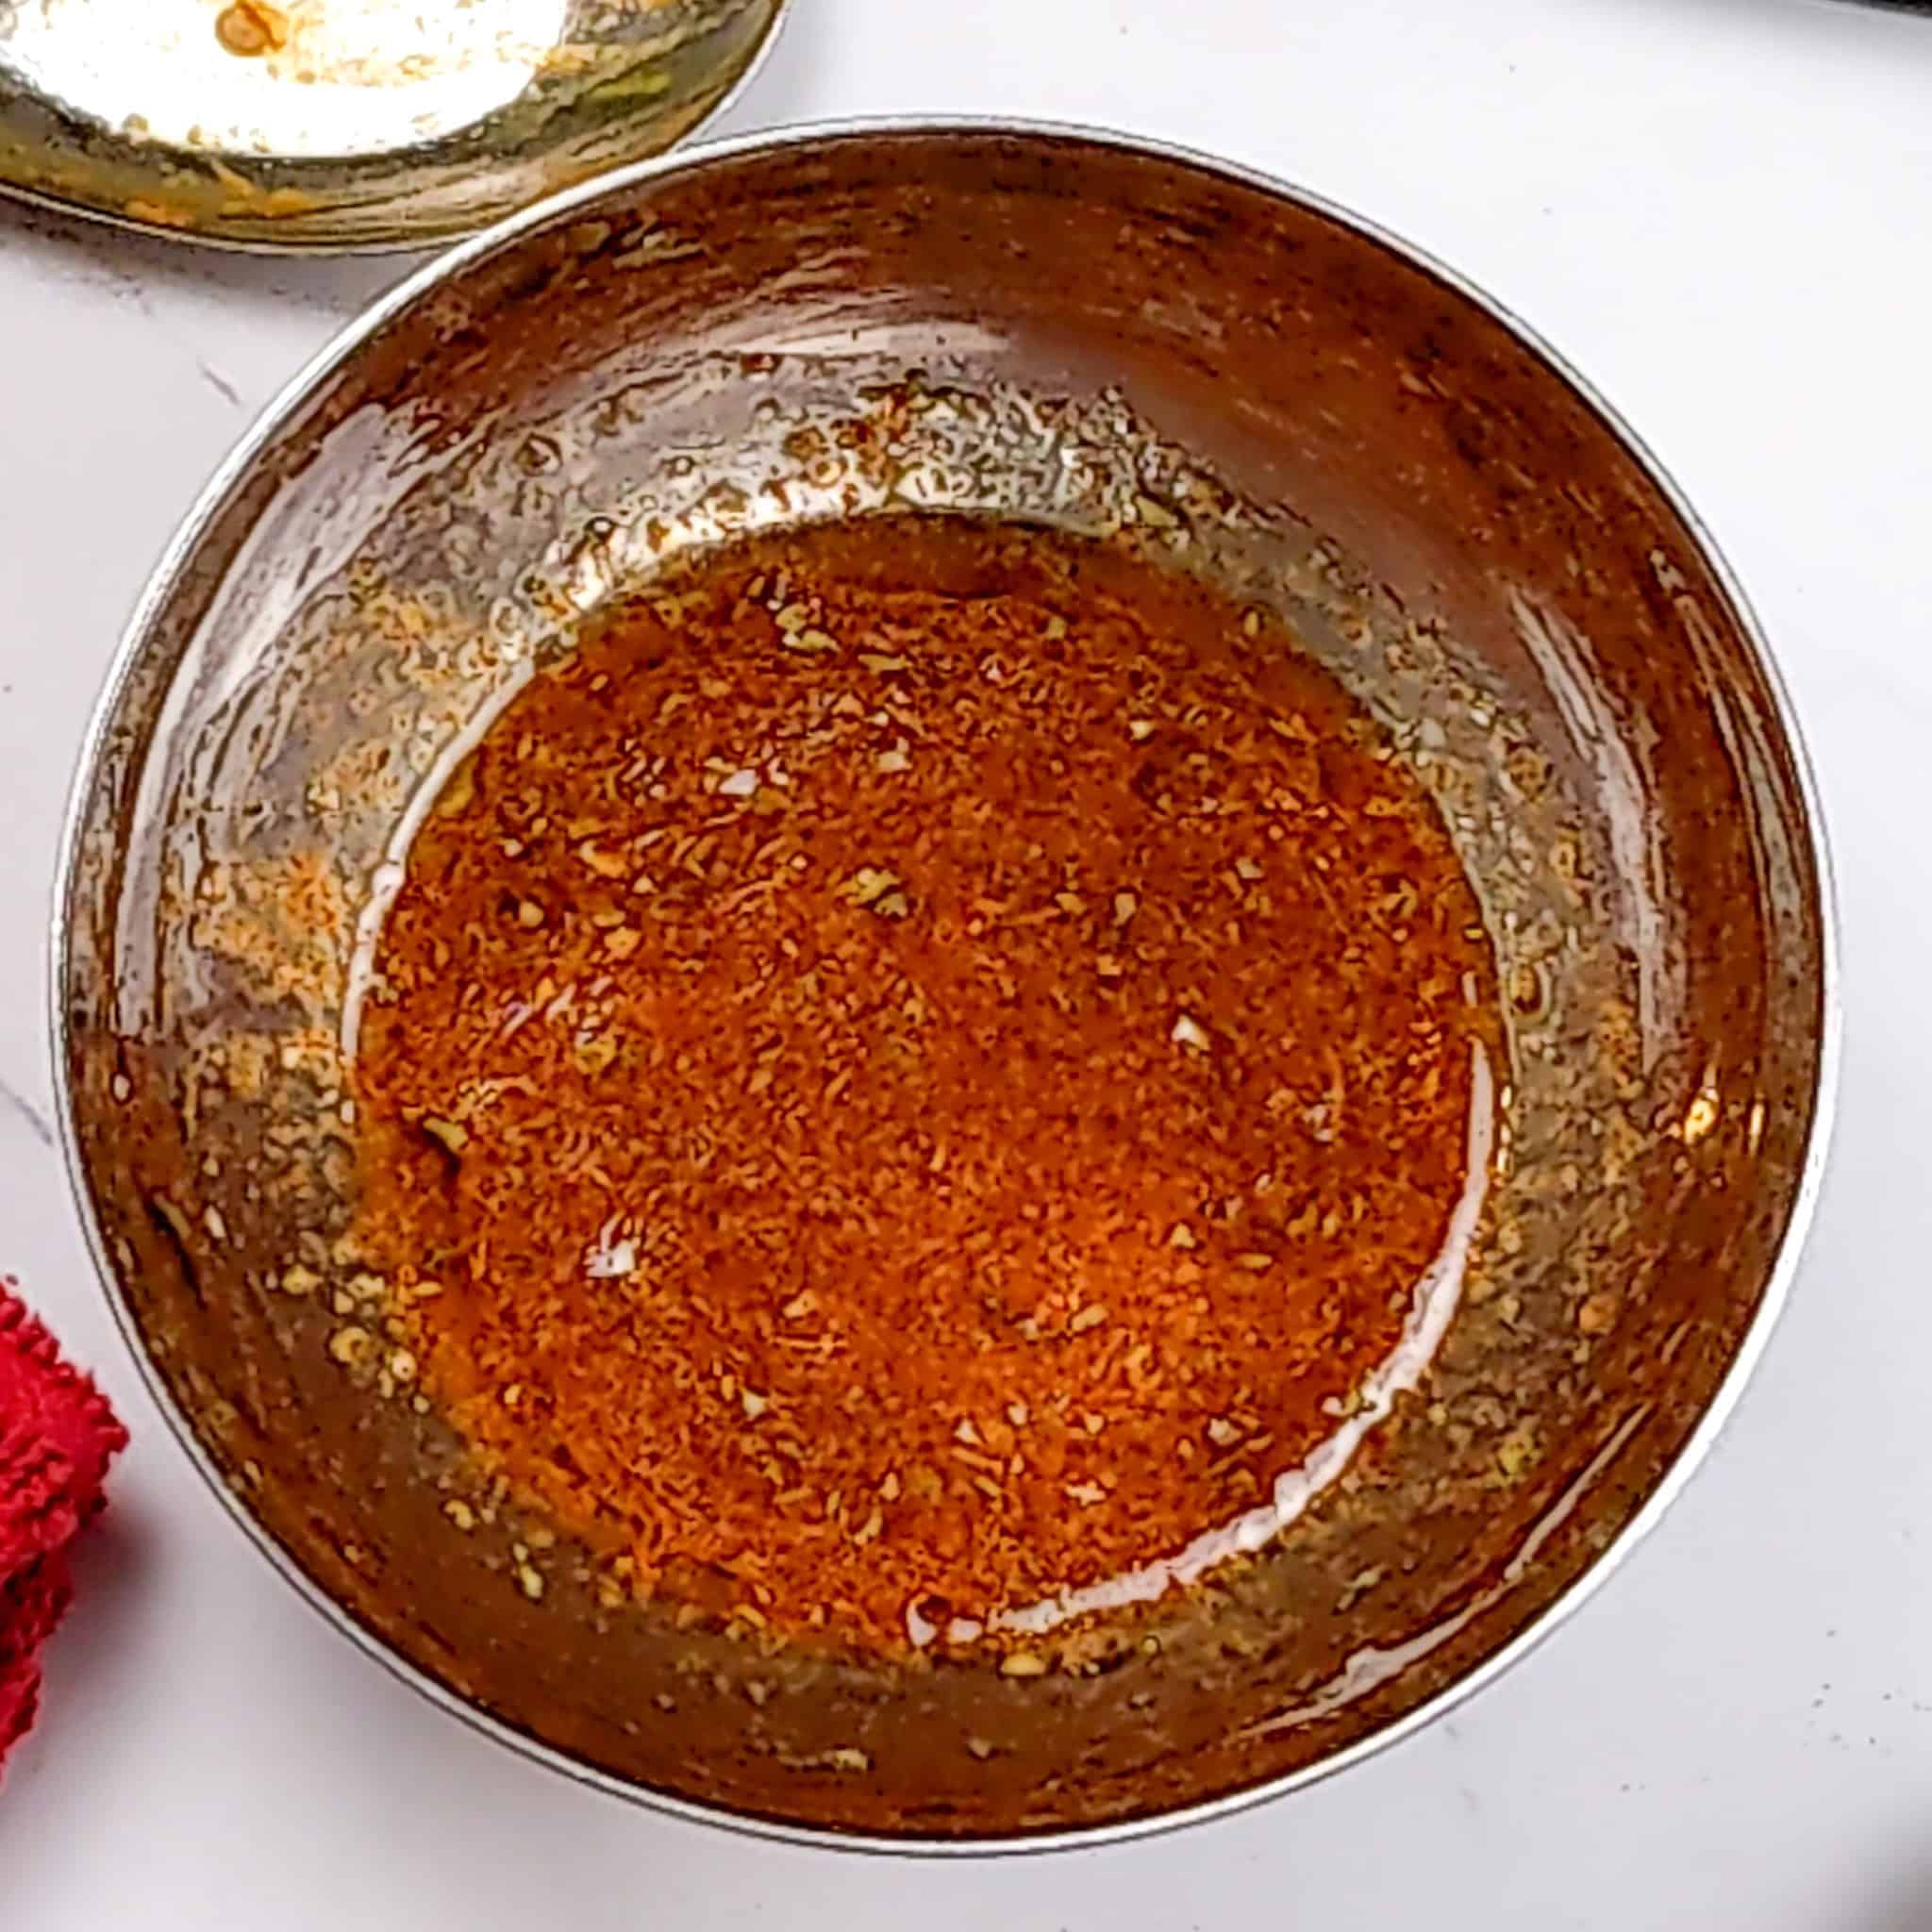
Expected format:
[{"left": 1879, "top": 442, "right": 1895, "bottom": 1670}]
[{"left": 0, "top": 1281, "right": 126, "bottom": 1772}]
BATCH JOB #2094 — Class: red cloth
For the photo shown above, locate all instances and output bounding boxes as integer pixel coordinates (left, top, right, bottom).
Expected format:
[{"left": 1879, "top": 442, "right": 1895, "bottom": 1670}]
[{"left": 0, "top": 1280, "right": 125, "bottom": 1773}]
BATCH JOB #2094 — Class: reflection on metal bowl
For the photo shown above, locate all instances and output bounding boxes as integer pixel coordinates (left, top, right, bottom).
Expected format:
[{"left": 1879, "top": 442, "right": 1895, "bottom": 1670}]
[{"left": 54, "top": 125, "right": 1836, "bottom": 1848}]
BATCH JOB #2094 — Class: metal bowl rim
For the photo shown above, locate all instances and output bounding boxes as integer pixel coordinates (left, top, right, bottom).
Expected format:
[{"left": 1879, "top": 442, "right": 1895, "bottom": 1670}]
[
  {"left": 0, "top": 0, "right": 793, "bottom": 257},
  {"left": 48, "top": 114, "right": 1844, "bottom": 1857}
]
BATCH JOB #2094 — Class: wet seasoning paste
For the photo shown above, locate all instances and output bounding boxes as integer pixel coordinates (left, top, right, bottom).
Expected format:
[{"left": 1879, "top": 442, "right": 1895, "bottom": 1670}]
[{"left": 352, "top": 516, "right": 1498, "bottom": 1657}]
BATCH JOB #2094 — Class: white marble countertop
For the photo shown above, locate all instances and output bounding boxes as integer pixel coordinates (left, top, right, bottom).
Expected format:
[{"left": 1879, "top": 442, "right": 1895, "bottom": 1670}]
[{"left": 3, "top": 2, "right": 1928, "bottom": 1925}]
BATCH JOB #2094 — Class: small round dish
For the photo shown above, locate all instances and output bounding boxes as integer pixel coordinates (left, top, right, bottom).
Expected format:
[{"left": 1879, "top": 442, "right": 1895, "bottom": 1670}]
[
  {"left": 54, "top": 122, "right": 1837, "bottom": 1848},
  {"left": 0, "top": 0, "right": 785, "bottom": 252}
]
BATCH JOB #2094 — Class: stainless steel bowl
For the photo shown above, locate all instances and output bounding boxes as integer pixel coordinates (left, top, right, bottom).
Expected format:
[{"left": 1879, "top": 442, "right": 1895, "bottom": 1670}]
[
  {"left": 0, "top": 0, "right": 785, "bottom": 252},
  {"left": 54, "top": 123, "right": 1837, "bottom": 1849}
]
